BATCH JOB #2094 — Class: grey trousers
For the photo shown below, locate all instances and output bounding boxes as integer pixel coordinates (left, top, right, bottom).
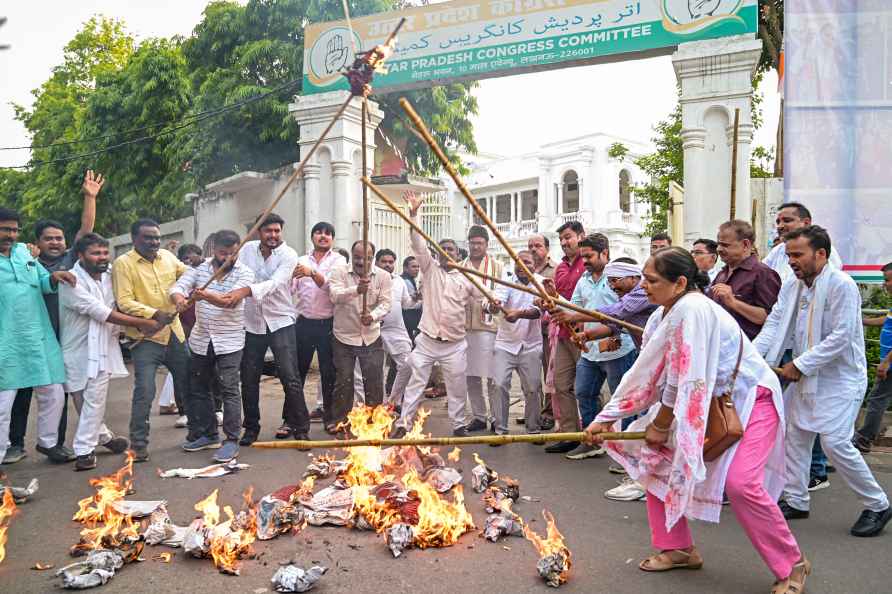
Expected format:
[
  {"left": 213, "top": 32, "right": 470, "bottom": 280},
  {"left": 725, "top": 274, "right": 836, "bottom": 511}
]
[
  {"left": 492, "top": 346, "right": 543, "bottom": 434},
  {"left": 129, "top": 335, "right": 190, "bottom": 449}
]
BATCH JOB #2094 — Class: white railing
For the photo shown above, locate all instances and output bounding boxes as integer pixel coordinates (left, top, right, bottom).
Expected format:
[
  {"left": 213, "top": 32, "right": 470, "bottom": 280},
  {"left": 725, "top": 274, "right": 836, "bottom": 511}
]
[{"left": 468, "top": 219, "right": 541, "bottom": 239}]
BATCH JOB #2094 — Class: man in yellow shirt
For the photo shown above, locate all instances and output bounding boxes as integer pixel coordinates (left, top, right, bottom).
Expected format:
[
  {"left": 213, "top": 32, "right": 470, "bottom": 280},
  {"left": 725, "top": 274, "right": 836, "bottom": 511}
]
[{"left": 112, "top": 218, "right": 188, "bottom": 462}]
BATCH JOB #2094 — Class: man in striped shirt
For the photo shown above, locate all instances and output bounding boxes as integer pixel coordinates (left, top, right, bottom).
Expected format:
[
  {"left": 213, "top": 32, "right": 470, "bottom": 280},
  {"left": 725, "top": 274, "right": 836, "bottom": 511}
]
[{"left": 170, "top": 230, "right": 254, "bottom": 463}]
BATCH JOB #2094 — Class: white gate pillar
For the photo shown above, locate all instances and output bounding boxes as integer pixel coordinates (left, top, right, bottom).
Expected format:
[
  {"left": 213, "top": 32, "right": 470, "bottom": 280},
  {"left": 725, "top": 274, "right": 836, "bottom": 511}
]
[
  {"left": 672, "top": 35, "right": 762, "bottom": 245},
  {"left": 291, "top": 90, "right": 383, "bottom": 249}
]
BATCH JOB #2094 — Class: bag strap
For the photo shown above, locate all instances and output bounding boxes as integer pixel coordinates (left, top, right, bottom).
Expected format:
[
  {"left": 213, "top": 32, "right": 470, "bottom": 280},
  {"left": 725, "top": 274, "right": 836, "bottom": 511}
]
[{"left": 726, "top": 330, "right": 745, "bottom": 396}]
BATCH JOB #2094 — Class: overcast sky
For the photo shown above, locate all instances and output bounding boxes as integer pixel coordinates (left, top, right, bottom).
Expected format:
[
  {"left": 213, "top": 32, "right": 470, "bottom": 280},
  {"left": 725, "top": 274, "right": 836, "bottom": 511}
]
[{"left": 0, "top": 1, "right": 779, "bottom": 169}]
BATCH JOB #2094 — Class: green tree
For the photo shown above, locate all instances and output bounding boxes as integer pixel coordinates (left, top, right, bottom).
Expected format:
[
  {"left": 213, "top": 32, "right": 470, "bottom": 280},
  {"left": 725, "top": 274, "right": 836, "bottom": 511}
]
[
  {"left": 10, "top": 16, "right": 135, "bottom": 236},
  {"left": 177, "top": 0, "right": 477, "bottom": 185},
  {"left": 632, "top": 104, "right": 682, "bottom": 237},
  {"left": 758, "top": 0, "right": 783, "bottom": 176}
]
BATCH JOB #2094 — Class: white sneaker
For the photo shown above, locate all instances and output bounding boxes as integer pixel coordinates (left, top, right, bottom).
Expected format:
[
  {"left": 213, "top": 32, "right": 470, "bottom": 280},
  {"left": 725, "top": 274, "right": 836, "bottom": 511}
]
[
  {"left": 604, "top": 477, "right": 646, "bottom": 501},
  {"left": 174, "top": 415, "right": 188, "bottom": 428},
  {"left": 216, "top": 411, "right": 224, "bottom": 426}
]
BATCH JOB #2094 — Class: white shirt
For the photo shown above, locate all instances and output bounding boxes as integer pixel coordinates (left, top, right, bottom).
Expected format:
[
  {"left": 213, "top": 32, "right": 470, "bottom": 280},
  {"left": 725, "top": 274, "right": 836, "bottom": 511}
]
[
  {"left": 381, "top": 270, "right": 414, "bottom": 355},
  {"left": 763, "top": 242, "right": 843, "bottom": 284},
  {"left": 411, "top": 214, "right": 476, "bottom": 342},
  {"left": 170, "top": 259, "right": 254, "bottom": 355},
  {"left": 328, "top": 264, "right": 392, "bottom": 346},
  {"left": 293, "top": 249, "right": 347, "bottom": 320},
  {"left": 238, "top": 240, "right": 299, "bottom": 335},
  {"left": 59, "top": 262, "right": 128, "bottom": 392},
  {"left": 493, "top": 278, "right": 542, "bottom": 356},
  {"left": 753, "top": 265, "right": 866, "bottom": 433}
]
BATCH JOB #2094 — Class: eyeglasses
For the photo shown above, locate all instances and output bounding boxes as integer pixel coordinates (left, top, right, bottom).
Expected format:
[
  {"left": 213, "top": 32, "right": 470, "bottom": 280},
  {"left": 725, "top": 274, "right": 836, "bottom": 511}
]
[{"left": 0, "top": 226, "right": 21, "bottom": 234}]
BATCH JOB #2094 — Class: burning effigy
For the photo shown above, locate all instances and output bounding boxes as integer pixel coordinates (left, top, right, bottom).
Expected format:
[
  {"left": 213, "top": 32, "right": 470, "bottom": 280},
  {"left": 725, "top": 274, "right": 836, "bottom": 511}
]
[
  {"left": 183, "top": 487, "right": 257, "bottom": 575},
  {"left": 523, "top": 510, "right": 572, "bottom": 587}
]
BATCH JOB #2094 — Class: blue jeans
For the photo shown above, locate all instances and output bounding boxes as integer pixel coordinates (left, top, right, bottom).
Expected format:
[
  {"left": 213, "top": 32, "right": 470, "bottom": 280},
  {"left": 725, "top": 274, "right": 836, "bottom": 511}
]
[
  {"left": 575, "top": 351, "right": 637, "bottom": 428},
  {"left": 810, "top": 437, "right": 828, "bottom": 480}
]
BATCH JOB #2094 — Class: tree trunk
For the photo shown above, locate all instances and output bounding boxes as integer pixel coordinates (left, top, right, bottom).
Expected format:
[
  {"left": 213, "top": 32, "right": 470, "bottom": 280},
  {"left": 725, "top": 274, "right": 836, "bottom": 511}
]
[{"left": 774, "top": 98, "right": 784, "bottom": 177}]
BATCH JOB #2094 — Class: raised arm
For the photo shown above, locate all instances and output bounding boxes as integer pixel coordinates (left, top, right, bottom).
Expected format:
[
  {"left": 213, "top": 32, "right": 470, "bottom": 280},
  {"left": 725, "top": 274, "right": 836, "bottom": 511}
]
[{"left": 76, "top": 170, "right": 104, "bottom": 241}]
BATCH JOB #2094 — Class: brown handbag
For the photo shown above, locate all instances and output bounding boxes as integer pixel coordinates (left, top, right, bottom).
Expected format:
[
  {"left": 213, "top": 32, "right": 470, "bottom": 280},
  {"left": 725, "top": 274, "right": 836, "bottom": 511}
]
[{"left": 702, "top": 332, "right": 745, "bottom": 462}]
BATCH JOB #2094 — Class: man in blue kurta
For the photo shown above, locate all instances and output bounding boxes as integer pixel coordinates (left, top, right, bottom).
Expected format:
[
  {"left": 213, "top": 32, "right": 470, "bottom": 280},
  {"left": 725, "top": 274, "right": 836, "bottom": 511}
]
[{"left": 0, "top": 207, "right": 76, "bottom": 475}]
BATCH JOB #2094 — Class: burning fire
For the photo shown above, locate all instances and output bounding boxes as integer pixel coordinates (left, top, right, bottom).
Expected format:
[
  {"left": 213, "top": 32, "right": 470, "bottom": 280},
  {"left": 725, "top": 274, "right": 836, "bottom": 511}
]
[
  {"left": 71, "top": 452, "right": 141, "bottom": 556},
  {"left": 0, "top": 488, "right": 17, "bottom": 564},
  {"left": 341, "top": 406, "right": 474, "bottom": 548},
  {"left": 523, "top": 510, "right": 571, "bottom": 587},
  {"left": 193, "top": 488, "right": 257, "bottom": 575},
  {"left": 447, "top": 447, "right": 461, "bottom": 463}
]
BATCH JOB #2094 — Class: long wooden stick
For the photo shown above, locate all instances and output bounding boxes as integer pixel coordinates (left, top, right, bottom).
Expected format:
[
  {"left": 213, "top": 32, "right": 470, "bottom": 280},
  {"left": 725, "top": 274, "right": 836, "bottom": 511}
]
[
  {"left": 729, "top": 107, "right": 740, "bottom": 220},
  {"left": 361, "top": 97, "right": 370, "bottom": 315},
  {"left": 399, "top": 99, "right": 547, "bottom": 295},
  {"left": 186, "top": 95, "right": 353, "bottom": 307},
  {"left": 361, "top": 177, "right": 499, "bottom": 305},
  {"left": 399, "top": 97, "right": 591, "bottom": 347},
  {"left": 448, "top": 261, "right": 644, "bottom": 335},
  {"left": 253, "top": 431, "right": 646, "bottom": 450}
]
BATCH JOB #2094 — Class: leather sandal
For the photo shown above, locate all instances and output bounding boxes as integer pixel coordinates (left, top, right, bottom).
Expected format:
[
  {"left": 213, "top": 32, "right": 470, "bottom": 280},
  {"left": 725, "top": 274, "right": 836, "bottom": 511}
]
[
  {"left": 639, "top": 548, "right": 704, "bottom": 572},
  {"left": 771, "top": 557, "right": 811, "bottom": 594}
]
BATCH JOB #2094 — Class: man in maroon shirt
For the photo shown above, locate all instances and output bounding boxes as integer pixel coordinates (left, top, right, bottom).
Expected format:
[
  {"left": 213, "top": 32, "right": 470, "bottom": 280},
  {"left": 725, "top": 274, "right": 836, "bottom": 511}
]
[
  {"left": 709, "top": 220, "right": 781, "bottom": 340},
  {"left": 543, "top": 221, "right": 586, "bottom": 454}
]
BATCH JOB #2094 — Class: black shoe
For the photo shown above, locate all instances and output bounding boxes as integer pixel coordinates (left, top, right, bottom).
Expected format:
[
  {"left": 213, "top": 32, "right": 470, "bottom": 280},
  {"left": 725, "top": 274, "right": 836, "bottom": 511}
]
[
  {"left": 807, "top": 476, "right": 830, "bottom": 492},
  {"left": 390, "top": 426, "right": 407, "bottom": 439},
  {"left": 778, "top": 500, "right": 809, "bottom": 520},
  {"left": 36, "top": 444, "right": 74, "bottom": 464},
  {"left": 540, "top": 417, "right": 555, "bottom": 430},
  {"left": 465, "top": 419, "right": 487, "bottom": 432},
  {"left": 239, "top": 431, "right": 259, "bottom": 446},
  {"left": 852, "top": 435, "right": 873, "bottom": 454},
  {"left": 131, "top": 447, "right": 150, "bottom": 463},
  {"left": 292, "top": 433, "right": 311, "bottom": 451},
  {"left": 850, "top": 508, "right": 892, "bottom": 537},
  {"left": 75, "top": 452, "right": 97, "bottom": 471},
  {"left": 544, "top": 440, "right": 579, "bottom": 454},
  {"left": 452, "top": 427, "right": 470, "bottom": 438},
  {"left": 102, "top": 436, "right": 130, "bottom": 454},
  {"left": 309, "top": 408, "right": 324, "bottom": 422}
]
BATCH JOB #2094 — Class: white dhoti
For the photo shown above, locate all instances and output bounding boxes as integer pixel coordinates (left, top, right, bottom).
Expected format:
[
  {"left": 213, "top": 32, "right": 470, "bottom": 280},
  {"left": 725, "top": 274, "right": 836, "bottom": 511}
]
[
  {"left": 465, "top": 330, "right": 496, "bottom": 423},
  {"left": 398, "top": 334, "right": 469, "bottom": 430}
]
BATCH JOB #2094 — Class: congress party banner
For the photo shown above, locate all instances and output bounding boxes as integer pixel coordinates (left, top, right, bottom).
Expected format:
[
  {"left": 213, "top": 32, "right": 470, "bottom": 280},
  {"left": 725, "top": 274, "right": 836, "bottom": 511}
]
[
  {"left": 303, "top": 0, "right": 758, "bottom": 94},
  {"left": 785, "top": 0, "right": 892, "bottom": 283}
]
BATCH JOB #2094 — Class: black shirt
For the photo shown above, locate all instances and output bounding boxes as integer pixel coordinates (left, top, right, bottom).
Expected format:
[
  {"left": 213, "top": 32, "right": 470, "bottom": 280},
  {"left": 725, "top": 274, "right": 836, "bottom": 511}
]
[{"left": 38, "top": 249, "right": 78, "bottom": 337}]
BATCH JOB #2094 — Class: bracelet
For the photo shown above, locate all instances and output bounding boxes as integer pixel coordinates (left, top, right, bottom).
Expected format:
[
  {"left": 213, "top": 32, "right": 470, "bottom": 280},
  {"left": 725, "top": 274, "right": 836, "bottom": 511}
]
[{"left": 649, "top": 419, "right": 672, "bottom": 433}]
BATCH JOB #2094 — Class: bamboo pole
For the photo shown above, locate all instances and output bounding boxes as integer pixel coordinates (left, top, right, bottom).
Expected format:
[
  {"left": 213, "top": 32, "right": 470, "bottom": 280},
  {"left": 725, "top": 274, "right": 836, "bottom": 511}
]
[
  {"left": 729, "top": 107, "right": 740, "bottom": 220},
  {"left": 361, "top": 177, "right": 499, "bottom": 305},
  {"left": 253, "top": 431, "right": 646, "bottom": 450},
  {"left": 361, "top": 97, "right": 370, "bottom": 315},
  {"left": 448, "top": 261, "right": 644, "bottom": 335},
  {"left": 399, "top": 97, "right": 600, "bottom": 348}
]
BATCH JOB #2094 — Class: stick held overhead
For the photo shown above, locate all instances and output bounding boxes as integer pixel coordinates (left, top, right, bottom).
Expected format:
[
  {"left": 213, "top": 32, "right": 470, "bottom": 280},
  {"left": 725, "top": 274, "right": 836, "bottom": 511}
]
[{"left": 361, "top": 177, "right": 499, "bottom": 305}]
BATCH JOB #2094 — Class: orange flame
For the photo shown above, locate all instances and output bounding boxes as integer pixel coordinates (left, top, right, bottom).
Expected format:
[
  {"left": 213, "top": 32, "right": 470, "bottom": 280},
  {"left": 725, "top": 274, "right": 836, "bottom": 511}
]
[
  {"left": 194, "top": 488, "right": 256, "bottom": 574},
  {"left": 523, "top": 510, "right": 571, "bottom": 584},
  {"left": 341, "top": 405, "right": 474, "bottom": 546},
  {"left": 0, "top": 488, "right": 17, "bottom": 564},
  {"left": 71, "top": 452, "right": 140, "bottom": 553},
  {"left": 447, "top": 447, "right": 461, "bottom": 463}
]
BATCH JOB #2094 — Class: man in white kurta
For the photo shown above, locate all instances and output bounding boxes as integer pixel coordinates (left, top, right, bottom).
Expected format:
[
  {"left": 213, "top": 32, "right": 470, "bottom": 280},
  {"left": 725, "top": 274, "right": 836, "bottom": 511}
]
[
  {"left": 488, "top": 251, "right": 543, "bottom": 436},
  {"left": 753, "top": 226, "right": 890, "bottom": 537},
  {"left": 393, "top": 194, "right": 476, "bottom": 436},
  {"left": 374, "top": 250, "right": 415, "bottom": 408},
  {"left": 462, "top": 225, "right": 503, "bottom": 432},
  {"left": 60, "top": 234, "right": 162, "bottom": 470}
]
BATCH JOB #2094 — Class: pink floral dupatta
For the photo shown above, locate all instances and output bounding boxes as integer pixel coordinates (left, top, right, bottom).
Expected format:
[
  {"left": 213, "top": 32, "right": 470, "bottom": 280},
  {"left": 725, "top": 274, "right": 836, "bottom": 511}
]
[{"left": 595, "top": 294, "right": 722, "bottom": 530}]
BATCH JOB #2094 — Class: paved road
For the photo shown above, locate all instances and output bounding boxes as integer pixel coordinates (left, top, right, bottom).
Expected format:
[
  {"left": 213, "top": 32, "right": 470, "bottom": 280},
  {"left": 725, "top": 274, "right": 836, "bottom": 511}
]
[{"left": 1, "top": 370, "right": 890, "bottom": 593}]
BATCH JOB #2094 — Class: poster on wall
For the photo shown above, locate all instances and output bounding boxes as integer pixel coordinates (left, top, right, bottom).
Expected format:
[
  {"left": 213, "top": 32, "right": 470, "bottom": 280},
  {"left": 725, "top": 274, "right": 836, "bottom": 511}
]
[
  {"left": 784, "top": 1, "right": 892, "bottom": 283},
  {"left": 303, "top": 0, "right": 758, "bottom": 95}
]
